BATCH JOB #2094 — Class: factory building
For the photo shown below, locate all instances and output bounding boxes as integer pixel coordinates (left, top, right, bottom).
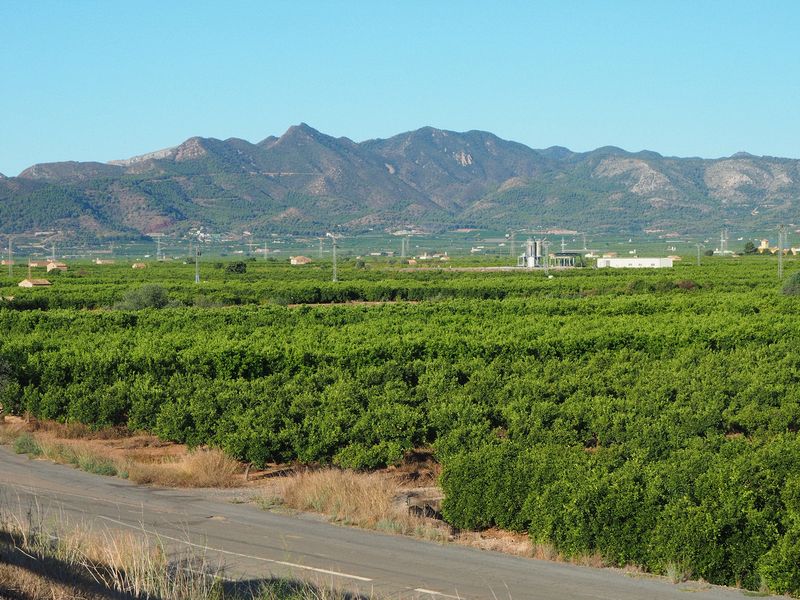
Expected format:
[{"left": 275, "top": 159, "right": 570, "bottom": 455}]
[
  {"left": 596, "top": 257, "right": 673, "bottom": 269},
  {"left": 518, "top": 239, "right": 577, "bottom": 269}
]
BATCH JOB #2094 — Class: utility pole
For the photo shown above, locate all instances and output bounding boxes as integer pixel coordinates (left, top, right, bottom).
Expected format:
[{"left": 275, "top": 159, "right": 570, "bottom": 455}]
[
  {"left": 318, "top": 237, "right": 324, "bottom": 259},
  {"left": 696, "top": 243, "right": 703, "bottom": 267},
  {"left": 400, "top": 236, "right": 406, "bottom": 258},
  {"left": 543, "top": 241, "right": 550, "bottom": 275},
  {"left": 582, "top": 232, "right": 587, "bottom": 251},
  {"left": 778, "top": 224, "right": 786, "bottom": 279},
  {"left": 194, "top": 244, "right": 200, "bottom": 283},
  {"left": 332, "top": 237, "right": 338, "bottom": 282},
  {"left": 6, "top": 236, "right": 12, "bottom": 278},
  {"left": 509, "top": 231, "right": 515, "bottom": 258},
  {"left": 561, "top": 237, "right": 566, "bottom": 252},
  {"left": 264, "top": 241, "right": 268, "bottom": 260},
  {"left": 327, "top": 232, "right": 339, "bottom": 282}
]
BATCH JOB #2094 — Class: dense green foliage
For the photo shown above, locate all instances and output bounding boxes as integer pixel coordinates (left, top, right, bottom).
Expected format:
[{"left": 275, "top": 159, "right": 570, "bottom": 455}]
[
  {"left": 116, "top": 284, "right": 171, "bottom": 310},
  {"left": 225, "top": 261, "right": 247, "bottom": 274},
  {"left": 1, "top": 257, "right": 799, "bottom": 592}
]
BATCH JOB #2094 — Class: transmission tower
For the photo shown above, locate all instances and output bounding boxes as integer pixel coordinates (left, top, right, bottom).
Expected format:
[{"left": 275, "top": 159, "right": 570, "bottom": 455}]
[{"left": 151, "top": 234, "right": 164, "bottom": 261}]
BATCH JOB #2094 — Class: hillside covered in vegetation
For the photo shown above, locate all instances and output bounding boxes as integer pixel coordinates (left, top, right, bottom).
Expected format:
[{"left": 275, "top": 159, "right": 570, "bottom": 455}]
[{"left": 1, "top": 125, "right": 799, "bottom": 238}]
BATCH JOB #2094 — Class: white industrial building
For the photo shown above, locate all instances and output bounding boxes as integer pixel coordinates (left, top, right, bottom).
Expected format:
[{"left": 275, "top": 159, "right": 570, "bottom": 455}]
[{"left": 596, "top": 257, "right": 673, "bottom": 269}]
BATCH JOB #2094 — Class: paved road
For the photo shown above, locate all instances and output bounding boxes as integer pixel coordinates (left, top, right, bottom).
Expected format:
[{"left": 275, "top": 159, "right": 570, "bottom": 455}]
[{"left": 0, "top": 447, "right": 771, "bottom": 599}]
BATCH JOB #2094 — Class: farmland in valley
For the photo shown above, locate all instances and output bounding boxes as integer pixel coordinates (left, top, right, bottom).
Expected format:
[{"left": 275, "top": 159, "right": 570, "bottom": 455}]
[{"left": 2, "top": 255, "right": 800, "bottom": 593}]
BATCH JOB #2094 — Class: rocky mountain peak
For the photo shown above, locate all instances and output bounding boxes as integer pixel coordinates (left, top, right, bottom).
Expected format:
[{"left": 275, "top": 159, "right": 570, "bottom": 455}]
[{"left": 174, "top": 137, "right": 208, "bottom": 162}]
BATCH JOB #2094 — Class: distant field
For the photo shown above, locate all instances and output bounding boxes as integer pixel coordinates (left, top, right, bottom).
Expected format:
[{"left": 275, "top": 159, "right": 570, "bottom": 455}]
[
  {"left": 2, "top": 255, "right": 800, "bottom": 593},
  {"left": 3, "top": 227, "right": 778, "bottom": 262}
]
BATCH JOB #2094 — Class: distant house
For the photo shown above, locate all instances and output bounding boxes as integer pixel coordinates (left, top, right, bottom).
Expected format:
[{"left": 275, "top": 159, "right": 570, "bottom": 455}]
[
  {"left": 0, "top": 259, "right": 13, "bottom": 266},
  {"left": 95, "top": 259, "right": 116, "bottom": 265},
  {"left": 407, "top": 259, "right": 417, "bottom": 266},
  {"left": 131, "top": 263, "right": 147, "bottom": 269},
  {"left": 28, "top": 260, "right": 50, "bottom": 268},
  {"left": 46, "top": 261, "right": 68, "bottom": 272},
  {"left": 18, "top": 279, "right": 52, "bottom": 288},
  {"left": 290, "top": 256, "right": 313, "bottom": 265}
]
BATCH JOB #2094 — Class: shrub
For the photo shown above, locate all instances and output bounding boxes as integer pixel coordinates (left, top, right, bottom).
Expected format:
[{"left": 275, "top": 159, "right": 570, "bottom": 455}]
[
  {"left": 782, "top": 271, "right": 800, "bottom": 296},
  {"left": 117, "top": 284, "right": 170, "bottom": 310},
  {"left": 13, "top": 433, "right": 41, "bottom": 456},
  {"left": 225, "top": 261, "right": 247, "bottom": 274}
]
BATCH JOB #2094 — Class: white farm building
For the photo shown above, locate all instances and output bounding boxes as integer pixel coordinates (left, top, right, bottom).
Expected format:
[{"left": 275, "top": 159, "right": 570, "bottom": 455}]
[{"left": 596, "top": 257, "right": 673, "bottom": 269}]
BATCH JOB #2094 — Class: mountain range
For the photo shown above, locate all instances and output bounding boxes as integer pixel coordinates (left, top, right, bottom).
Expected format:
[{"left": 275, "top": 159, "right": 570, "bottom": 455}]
[{"left": 1, "top": 124, "right": 798, "bottom": 239}]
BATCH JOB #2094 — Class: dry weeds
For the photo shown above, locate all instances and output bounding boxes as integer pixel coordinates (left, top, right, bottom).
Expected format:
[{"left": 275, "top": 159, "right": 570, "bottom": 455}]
[
  {"left": 0, "top": 562, "right": 110, "bottom": 600},
  {"left": 125, "top": 448, "right": 241, "bottom": 488},
  {"left": 276, "top": 468, "right": 449, "bottom": 541},
  {"left": 1, "top": 416, "right": 241, "bottom": 488},
  {"left": 0, "top": 504, "right": 373, "bottom": 600}
]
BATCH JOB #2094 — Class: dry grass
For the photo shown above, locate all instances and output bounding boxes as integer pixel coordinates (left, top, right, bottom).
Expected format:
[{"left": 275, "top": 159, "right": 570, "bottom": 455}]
[
  {"left": 125, "top": 448, "right": 241, "bottom": 488},
  {"left": 276, "top": 468, "right": 449, "bottom": 541},
  {"left": 0, "top": 506, "right": 227, "bottom": 600},
  {"left": 1, "top": 416, "right": 242, "bottom": 488},
  {"left": 455, "top": 528, "right": 551, "bottom": 559},
  {"left": 0, "top": 503, "right": 375, "bottom": 600},
  {"left": 0, "top": 561, "right": 110, "bottom": 600},
  {"left": 280, "top": 469, "right": 402, "bottom": 527},
  {"left": 0, "top": 415, "right": 27, "bottom": 444}
]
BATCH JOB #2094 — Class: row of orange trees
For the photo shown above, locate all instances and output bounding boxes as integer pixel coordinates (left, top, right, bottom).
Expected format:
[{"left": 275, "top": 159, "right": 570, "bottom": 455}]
[{"left": 2, "top": 261, "right": 800, "bottom": 592}]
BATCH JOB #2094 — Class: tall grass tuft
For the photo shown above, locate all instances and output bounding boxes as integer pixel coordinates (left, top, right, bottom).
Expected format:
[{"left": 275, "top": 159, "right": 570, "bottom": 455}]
[
  {"left": 13, "top": 432, "right": 42, "bottom": 456},
  {"left": 125, "top": 448, "right": 240, "bottom": 488},
  {"left": 276, "top": 468, "right": 449, "bottom": 543}
]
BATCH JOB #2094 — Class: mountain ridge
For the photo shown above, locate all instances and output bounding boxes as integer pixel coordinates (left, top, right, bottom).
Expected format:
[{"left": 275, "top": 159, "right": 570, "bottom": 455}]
[{"left": 2, "top": 124, "right": 798, "bottom": 238}]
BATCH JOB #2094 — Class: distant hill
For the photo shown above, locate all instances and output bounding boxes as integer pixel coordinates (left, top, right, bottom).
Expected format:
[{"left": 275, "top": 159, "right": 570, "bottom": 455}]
[{"left": 1, "top": 124, "right": 798, "bottom": 238}]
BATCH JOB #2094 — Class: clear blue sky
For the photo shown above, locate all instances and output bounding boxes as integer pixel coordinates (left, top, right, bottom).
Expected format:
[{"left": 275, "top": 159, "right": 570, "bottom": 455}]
[{"left": 1, "top": 0, "right": 798, "bottom": 176}]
